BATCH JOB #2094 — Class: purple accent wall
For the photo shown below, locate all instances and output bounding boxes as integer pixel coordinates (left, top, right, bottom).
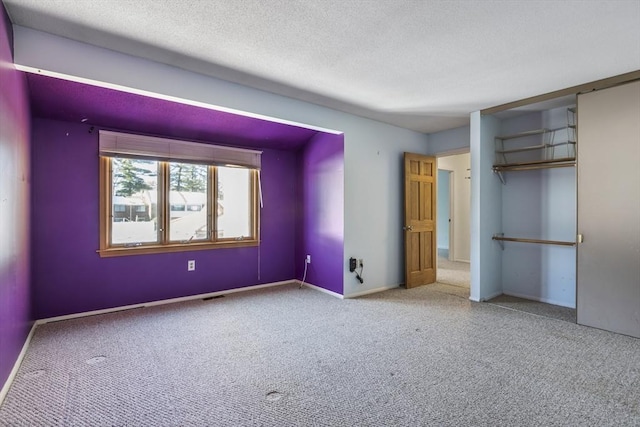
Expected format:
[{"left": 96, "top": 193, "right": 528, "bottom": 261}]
[
  {"left": 0, "top": 5, "right": 31, "bottom": 389},
  {"left": 26, "top": 73, "right": 317, "bottom": 151},
  {"left": 296, "top": 133, "right": 344, "bottom": 294},
  {"left": 31, "top": 118, "right": 297, "bottom": 318}
]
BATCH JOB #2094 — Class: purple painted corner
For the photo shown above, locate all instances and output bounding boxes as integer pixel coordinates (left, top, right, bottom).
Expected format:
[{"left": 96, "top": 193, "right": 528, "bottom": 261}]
[{"left": 296, "top": 133, "right": 345, "bottom": 295}]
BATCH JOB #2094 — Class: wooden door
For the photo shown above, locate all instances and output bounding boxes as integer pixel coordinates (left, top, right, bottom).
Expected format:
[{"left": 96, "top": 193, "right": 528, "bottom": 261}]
[
  {"left": 404, "top": 153, "right": 437, "bottom": 288},
  {"left": 576, "top": 81, "right": 640, "bottom": 338}
]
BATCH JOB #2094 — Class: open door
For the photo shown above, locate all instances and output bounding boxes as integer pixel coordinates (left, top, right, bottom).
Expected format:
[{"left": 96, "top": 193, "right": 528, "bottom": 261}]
[{"left": 404, "top": 153, "right": 437, "bottom": 288}]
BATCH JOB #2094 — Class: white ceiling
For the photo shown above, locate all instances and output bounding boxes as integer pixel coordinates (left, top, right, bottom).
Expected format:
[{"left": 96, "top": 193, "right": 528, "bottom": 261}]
[{"left": 4, "top": 0, "right": 640, "bottom": 133}]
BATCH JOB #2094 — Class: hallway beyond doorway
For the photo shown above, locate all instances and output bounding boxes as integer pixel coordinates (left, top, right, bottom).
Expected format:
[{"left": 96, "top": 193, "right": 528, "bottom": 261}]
[{"left": 437, "top": 256, "right": 470, "bottom": 289}]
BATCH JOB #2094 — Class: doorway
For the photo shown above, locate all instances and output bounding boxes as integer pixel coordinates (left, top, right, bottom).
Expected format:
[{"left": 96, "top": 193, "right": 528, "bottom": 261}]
[{"left": 436, "top": 152, "right": 471, "bottom": 292}]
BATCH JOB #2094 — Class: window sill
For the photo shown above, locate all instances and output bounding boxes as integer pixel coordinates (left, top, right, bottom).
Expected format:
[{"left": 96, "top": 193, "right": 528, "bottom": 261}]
[{"left": 98, "top": 240, "right": 259, "bottom": 257}]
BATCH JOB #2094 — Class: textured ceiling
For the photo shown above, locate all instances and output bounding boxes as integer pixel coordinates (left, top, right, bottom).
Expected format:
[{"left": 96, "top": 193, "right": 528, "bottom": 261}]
[
  {"left": 5, "top": 0, "right": 640, "bottom": 133},
  {"left": 27, "top": 73, "right": 319, "bottom": 151}
]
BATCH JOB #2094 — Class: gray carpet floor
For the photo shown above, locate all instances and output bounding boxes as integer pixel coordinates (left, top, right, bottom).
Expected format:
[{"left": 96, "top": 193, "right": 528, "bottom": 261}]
[
  {"left": 436, "top": 257, "right": 577, "bottom": 324},
  {"left": 487, "top": 294, "right": 577, "bottom": 324},
  {"left": 1, "top": 283, "right": 639, "bottom": 426}
]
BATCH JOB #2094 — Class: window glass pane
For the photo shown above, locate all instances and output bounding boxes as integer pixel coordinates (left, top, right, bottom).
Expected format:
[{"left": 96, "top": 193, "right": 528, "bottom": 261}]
[
  {"left": 217, "top": 167, "right": 251, "bottom": 239},
  {"left": 169, "top": 162, "right": 209, "bottom": 242},
  {"left": 111, "top": 158, "right": 158, "bottom": 244}
]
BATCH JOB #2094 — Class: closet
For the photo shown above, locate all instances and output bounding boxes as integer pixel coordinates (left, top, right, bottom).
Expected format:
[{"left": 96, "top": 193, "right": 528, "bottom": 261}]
[
  {"left": 472, "top": 79, "right": 640, "bottom": 337},
  {"left": 490, "top": 102, "right": 578, "bottom": 309}
]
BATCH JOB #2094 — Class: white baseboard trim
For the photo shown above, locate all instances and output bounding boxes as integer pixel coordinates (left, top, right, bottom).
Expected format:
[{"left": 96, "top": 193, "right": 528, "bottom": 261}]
[
  {"left": 37, "top": 280, "right": 295, "bottom": 324},
  {"left": 344, "top": 285, "right": 398, "bottom": 299},
  {"left": 502, "top": 291, "right": 575, "bottom": 309},
  {"left": 297, "top": 280, "right": 344, "bottom": 299},
  {"left": 453, "top": 259, "right": 470, "bottom": 263},
  {"left": 0, "top": 322, "right": 37, "bottom": 406},
  {"left": 479, "top": 290, "right": 503, "bottom": 302}
]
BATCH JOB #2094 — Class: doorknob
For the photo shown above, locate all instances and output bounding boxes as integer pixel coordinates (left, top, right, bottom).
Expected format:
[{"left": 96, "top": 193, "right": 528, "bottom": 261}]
[{"left": 403, "top": 225, "right": 413, "bottom": 231}]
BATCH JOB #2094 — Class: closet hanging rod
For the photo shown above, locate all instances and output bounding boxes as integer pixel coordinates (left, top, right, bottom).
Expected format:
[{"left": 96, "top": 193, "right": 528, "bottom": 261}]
[{"left": 492, "top": 236, "right": 576, "bottom": 246}]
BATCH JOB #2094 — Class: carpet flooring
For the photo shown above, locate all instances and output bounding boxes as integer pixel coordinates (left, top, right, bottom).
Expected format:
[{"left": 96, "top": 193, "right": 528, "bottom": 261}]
[
  {"left": 1, "top": 283, "right": 638, "bottom": 426},
  {"left": 436, "top": 257, "right": 577, "bottom": 324},
  {"left": 437, "top": 257, "right": 470, "bottom": 289},
  {"left": 487, "top": 294, "right": 577, "bottom": 324}
]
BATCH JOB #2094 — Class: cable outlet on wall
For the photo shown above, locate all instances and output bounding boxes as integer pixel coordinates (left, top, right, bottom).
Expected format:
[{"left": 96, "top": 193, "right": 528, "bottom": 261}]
[
  {"left": 306, "top": 255, "right": 311, "bottom": 264},
  {"left": 188, "top": 260, "right": 195, "bottom": 271}
]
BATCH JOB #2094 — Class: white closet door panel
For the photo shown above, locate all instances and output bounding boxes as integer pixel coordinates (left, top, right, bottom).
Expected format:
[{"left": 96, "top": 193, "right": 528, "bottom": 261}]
[{"left": 577, "top": 81, "right": 640, "bottom": 338}]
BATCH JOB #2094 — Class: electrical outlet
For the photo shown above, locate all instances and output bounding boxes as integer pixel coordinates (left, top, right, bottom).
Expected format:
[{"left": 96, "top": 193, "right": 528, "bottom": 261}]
[
  {"left": 306, "top": 254, "right": 311, "bottom": 264},
  {"left": 349, "top": 258, "right": 357, "bottom": 272},
  {"left": 358, "top": 259, "right": 363, "bottom": 268},
  {"left": 188, "top": 260, "right": 195, "bottom": 271}
]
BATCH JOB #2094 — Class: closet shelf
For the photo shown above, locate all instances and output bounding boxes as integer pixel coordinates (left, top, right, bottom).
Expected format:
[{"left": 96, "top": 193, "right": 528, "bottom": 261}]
[
  {"left": 497, "top": 141, "right": 576, "bottom": 155},
  {"left": 495, "top": 125, "right": 574, "bottom": 141},
  {"left": 493, "top": 157, "right": 576, "bottom": 172},
  {"left": 548, "top": 141, "right": 576, "bottom": 148},
  {"left": 496, "top": 129, "right": 548, "bottom": 140},
  {"left": 494, "top": 107, "right": 577, "bottom": 183},
  {"left": 496, "top": 144, "right": 546, "bottom": 154},
  {"left": 492, "top": 235, "right": 576, "bottom": 247}
]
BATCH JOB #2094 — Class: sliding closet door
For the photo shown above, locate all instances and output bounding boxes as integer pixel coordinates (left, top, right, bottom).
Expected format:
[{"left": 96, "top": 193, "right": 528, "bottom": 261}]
[{"left": 577, "top": 81, "right": 640, "bottom": 338}]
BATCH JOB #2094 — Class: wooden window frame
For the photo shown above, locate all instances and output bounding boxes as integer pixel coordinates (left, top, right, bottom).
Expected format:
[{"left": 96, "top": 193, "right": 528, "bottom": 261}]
[{"left": 99, "top": 157, "right": 260, "bottom": 258}]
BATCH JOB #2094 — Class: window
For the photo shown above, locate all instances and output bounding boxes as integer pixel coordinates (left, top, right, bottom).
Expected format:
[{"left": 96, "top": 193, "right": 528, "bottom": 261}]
[
  {"left": 99, "top": 131, "right": 261, "bottom": 257},
  {"left": 217, "top": 166, "right": 252, "bottom": 239}
]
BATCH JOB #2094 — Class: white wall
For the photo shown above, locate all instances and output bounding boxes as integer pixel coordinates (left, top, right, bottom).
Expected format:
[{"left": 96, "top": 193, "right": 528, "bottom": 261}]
[
  {"left": 13, "top": 26, "right": 430, "bottom": 298},
  {"left": 343, "top": 127, "right": 429, "bottom": 296},
  {"left": 428, "top": 125, "right": 470, "bottom": 155},
  {"left": 437, "top": 153, "right": 471, "bottom": 262},
  {"left": 499, "top": 107, "right": 576, "bottom": 308},
  {"left": 470, "top": 112, "right": 503, "bottom": 302}
]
